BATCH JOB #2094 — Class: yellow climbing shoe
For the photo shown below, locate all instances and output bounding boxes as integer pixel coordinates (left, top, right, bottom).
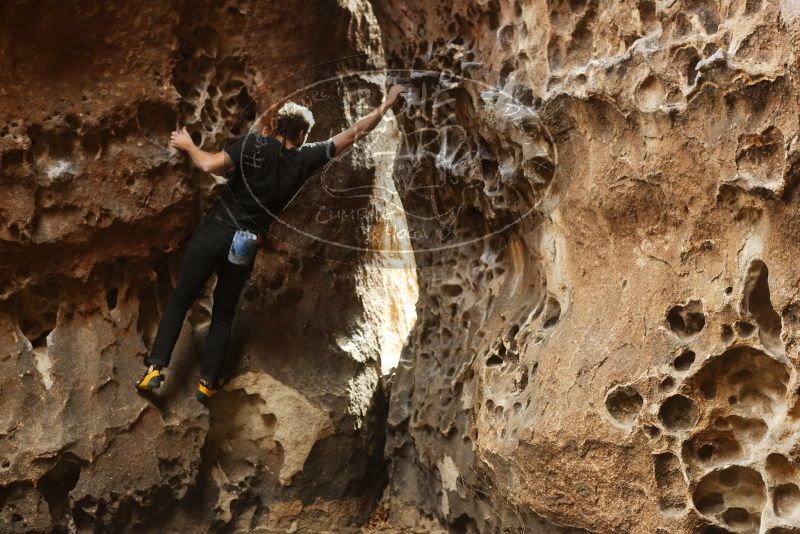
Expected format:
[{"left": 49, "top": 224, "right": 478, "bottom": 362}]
[
  {"left": 195, "top": 378, "right": 218, "bottom": 403},
  {"left": 135, "top": 365, "right": 164, "bottom": 391},
  {"left": 196, "top": 376, "right": 230, "bottom": 403}
]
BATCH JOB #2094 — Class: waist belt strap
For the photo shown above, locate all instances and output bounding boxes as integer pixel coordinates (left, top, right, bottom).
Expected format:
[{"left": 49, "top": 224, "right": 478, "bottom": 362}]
[
  {"left": 218, "top": 198, "right": 264, "bottom": 238},
  {"left": 219, "top": 198, "right": 242, "bottom": 230}
]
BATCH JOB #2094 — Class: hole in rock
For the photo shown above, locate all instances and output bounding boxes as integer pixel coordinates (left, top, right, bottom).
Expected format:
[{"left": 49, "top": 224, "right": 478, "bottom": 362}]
[
  {"left": 497, "top": 24, "right": 515, "bottom": 48},
  {"left": 106, "top": 286, "right": 118, "bottom": 311},
  {"left": 659, "top": 394, "right": 699, "bottom": 431},
  {"left": 689, "top": 345, "right": 789, "bottom": 419},
  {"left": 674, "top": 350, "right": 696, "bottom": 371},
  {"left": 701, "top": 380, "right": 717, "bottom": 399},
  {"left": 486, "top": 354, "right": 503, "bottom": 366},
  {"left": 742, "top": 260, "right": 782, "bottom": 351},
  {"left": 637, "top": 0, "right": 657, "bottom": 32},
  {"left": 189, "top": 130, "right": 203, "bottom": 146},
  {"left": 667, "top": 300, "right": 705, "bottom": 338},
  {"left": 735, "top": 127, "right": 785, "bottom": 193},
  {"left": 734, "top": 321, "right": 755, "bottom": 337},
  {"left": 686, "top": 55, "right": 700, "bottom": 85},
  {"left": 684, "top": 417, "right": 764, "bottom": 471},
  {"left": 697, "top": 444, "right": 714, "bottom": 461},
  {"left": 790, "top": 394, "right": 800, "bottom": 421},
  {"left": 686, "top": 432, "right": 743, "bottom": 467},
  {"left": 38, "top": 452, "right": 82, "bottom": 527},
  {"left": 547, "top": 37, "right": 565, "bottom": 72},
  {"left": 660, "top": 376, "right": 676, "bottom": 391},
  {"left": 644, "top": 425, "right": 661, "bottom": 438},
  {"left": 696, "top": 492, "right": 725, "bottom": 514},
  {"left": 692, "top": 2, "right": 720, "bottom": 34},
  {"left": 515, "top": 367, "right": 529, "bottom": 392},
  {"left": 486, "top": 2, "right": 500, "bottom": 29},
  {"left": 693, "top": 466, "right": 766, "bottom": 528},
  {"left": 17, "top": 282, "right": 60, "bottom": 349},
  {"left": 766, "top": 453, "right": 798, "bottom": 480},
  {"left": 673, "top": 46, "right": 701, "bottom": 86},
  {"left": 27, "top": 123, "right": 77, "bottom": 161},
  {"left": 451, "top": 514, "right": 479, "bottom": 533},
  {"left": 636, "top": 74, "right": 666, "bottom": 111},
  {"left": 3, "top": 150, "right": 24, "bottom": 169},
  {"left": 605, "top": 385, "right": 643, "bottom": 425},
  {"left": 774, "top": 483, "right": 800, "bottom": 518},
  {"left": 441, "top": 284, "right": 463, "bottom": 297},
  {"left": 722, "top": 507, "right": 753, "bottom": 529},
  {"left": 719, "top": 469, "right": 739, "bottom": 487},
  {"left": 744, "top": 0, "right": 762, "bottom": 14},
  {"left": 542, "top": 295, "right": 561, "bottom": 328},
  {"left": 721, "top": 324, "right": 734, "bottom": 343}
]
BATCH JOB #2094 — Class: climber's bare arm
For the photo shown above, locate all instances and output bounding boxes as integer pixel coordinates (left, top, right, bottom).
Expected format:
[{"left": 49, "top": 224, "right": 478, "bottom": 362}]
[
  {"left": 330, "top": 84, "right": 407, "bottom": 155},
  {"left": 170, "top": 127, "right": 233, "bottom": 174}
]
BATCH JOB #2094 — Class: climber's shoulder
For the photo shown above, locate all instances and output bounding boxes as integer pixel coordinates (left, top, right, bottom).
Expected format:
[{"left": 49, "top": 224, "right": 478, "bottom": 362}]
[{"left": 223, "top": 132, "right": 278, "bottom": 174}]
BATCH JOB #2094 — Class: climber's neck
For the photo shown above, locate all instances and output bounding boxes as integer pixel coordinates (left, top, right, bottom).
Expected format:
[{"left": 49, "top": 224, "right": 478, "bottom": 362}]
[{"left": 274, "top": 134, "right": 297, "bottom": 150}]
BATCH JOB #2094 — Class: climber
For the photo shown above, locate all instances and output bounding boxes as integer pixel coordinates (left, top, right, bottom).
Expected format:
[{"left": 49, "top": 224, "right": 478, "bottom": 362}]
[{"left": 135, "top": 84, "right": 407, "bottom": 402}]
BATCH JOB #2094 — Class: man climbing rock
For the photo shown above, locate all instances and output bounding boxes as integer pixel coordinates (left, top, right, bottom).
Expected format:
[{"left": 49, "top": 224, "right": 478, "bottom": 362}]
[{"left": 136, "top": 84, "right": 407, "bottom": 402}]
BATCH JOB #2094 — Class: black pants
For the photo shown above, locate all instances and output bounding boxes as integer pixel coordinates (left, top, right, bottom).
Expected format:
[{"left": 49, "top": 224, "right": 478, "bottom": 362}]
[{"left": 147, "top": 212, "right": 256, "bottom": 382}]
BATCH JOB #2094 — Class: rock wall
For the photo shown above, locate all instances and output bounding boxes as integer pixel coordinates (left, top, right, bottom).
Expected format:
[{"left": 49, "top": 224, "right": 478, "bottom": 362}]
[
  {"left": 0, "top": 1, "right": 408, "bottom": 532},
  {"left": 4, "top": 0, "right": 800, "bottom": 533},
  {"left": 374, "top": 0, "right": 800, "bottom": 533}
]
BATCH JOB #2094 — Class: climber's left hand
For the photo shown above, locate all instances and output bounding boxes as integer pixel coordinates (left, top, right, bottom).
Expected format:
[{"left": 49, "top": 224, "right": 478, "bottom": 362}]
[{"left": 170, "top": 127, "right": 195, "bottom": 152}]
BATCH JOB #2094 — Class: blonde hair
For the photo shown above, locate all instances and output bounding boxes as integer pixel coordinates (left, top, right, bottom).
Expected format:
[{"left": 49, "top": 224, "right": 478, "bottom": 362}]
[{"left": 275, "top": 102, "right": 315, "bottom": 142}]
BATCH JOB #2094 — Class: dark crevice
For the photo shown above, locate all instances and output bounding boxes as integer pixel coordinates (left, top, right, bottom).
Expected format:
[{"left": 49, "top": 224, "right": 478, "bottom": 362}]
[
  {"left": 37, "top": 452, "right": 84, "bottom": 530},
  {"left": 742, "top": 260, "right": 782, "bottom": 351}
]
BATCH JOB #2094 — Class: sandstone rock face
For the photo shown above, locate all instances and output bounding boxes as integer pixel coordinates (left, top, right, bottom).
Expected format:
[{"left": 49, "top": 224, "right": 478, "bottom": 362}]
[
  {"left": 373, "top": 1, "right": 800, "bottom": 533},
  {"left": 0, "top": 1, "right": 409, "bottom": 532},
  {"left": 4, "top": 0, "right": 800, "bottom": 533}
]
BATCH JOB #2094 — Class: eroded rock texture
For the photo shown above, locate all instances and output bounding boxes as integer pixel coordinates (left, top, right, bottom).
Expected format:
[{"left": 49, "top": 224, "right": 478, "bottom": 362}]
[
  {"left": 0, "top": 1, "right": 408, "bottom": 532},
  {"left": 5, "top": 0, "right": 800, "bottom": 533},
  {"left": 374, "top": 0, "right": 800, "bottom": 533}
]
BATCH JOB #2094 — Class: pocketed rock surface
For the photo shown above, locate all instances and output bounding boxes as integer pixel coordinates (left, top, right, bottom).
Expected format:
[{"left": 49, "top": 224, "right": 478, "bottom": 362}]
[
  {"left": 373, "top": 0, "right": 800, "bottom": 533},
  {"left": 0, "top": 1, "right": 405, "bottom": 532},
  {"left": 3, "top": 0, "right": 800, "bottom": 533}
]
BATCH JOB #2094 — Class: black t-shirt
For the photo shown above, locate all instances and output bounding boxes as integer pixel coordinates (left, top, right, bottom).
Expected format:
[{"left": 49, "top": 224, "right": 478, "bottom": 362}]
[{"left": 209, "top": 134, "right": 336, "bottom": 234}]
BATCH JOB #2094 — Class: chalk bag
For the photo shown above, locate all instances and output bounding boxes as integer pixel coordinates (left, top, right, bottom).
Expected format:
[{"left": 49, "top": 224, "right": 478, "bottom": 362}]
[{"left": 228, "top": 229, "right": 259, "bottom": 265}]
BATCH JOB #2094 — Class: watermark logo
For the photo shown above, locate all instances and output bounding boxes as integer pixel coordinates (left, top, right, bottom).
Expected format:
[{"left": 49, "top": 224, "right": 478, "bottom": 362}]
[{"left": 229, "top": 68, "right": 555, "bottom": 265}]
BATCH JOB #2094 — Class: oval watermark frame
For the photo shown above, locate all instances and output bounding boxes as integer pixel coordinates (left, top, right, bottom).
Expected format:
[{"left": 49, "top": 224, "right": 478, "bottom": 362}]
[{"left": 229, "top": 68, "right": 557, "bottom": 256}]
